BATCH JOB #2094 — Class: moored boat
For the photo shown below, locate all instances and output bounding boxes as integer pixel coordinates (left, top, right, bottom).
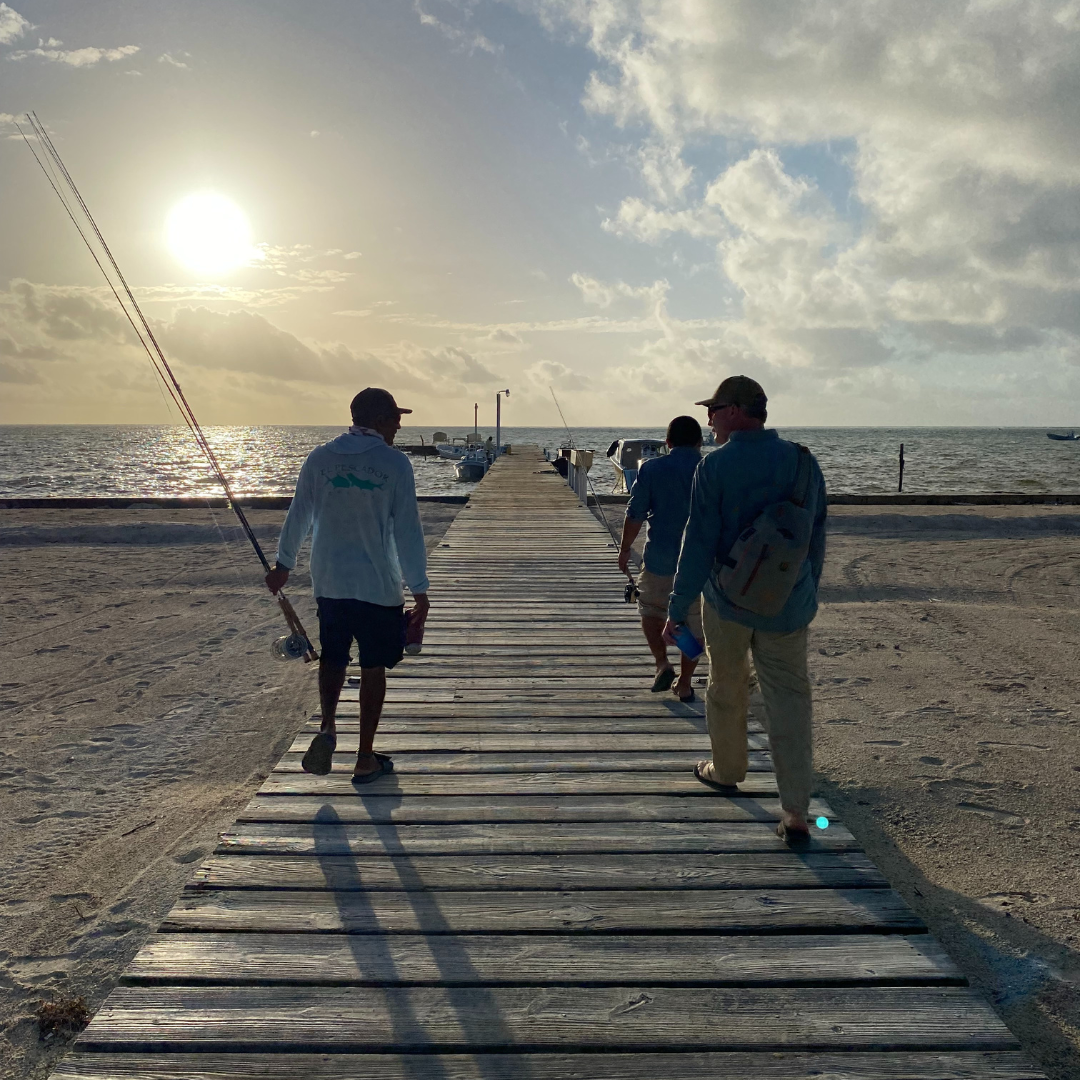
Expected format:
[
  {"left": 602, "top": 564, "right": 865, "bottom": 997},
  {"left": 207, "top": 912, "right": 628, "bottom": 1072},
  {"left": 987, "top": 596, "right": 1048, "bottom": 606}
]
[{"left": 605, "top": 438, "right": 666, "bottom": 494}]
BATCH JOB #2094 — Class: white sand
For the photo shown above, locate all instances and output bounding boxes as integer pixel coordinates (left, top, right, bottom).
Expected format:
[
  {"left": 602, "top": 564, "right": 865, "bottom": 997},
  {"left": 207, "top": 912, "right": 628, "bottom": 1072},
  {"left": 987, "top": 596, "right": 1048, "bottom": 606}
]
[{"left": 1, "top": 502, "right": 1078, "bottom": 1078}]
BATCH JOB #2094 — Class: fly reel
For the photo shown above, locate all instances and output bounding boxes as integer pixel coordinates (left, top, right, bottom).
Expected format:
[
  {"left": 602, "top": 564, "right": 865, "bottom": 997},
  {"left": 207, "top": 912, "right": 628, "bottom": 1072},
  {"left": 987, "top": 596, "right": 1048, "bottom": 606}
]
[{"left": 272, "top": 633, "right": 312, "bottom": 661}]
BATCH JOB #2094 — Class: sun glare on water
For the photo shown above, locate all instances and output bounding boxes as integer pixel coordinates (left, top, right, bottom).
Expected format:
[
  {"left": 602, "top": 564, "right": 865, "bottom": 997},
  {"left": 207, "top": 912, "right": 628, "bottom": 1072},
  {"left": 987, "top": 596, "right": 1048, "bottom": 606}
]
[{"left": 165, "top": 192, "right": 255, "bottom": 275}]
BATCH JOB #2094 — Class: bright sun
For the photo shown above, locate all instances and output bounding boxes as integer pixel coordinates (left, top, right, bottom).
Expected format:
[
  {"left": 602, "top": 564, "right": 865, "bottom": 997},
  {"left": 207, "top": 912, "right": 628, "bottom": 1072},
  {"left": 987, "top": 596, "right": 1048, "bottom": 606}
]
[{"left": 165, "top": 192, "right": 254, "bottom": 275}]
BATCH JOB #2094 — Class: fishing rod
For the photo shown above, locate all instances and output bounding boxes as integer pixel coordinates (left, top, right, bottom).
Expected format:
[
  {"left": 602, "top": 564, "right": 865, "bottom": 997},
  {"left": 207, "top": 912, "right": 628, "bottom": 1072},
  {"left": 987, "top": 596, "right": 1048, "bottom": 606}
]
[
  {"left": 548, "top": 386, "right": 634, "bottom": 587},
  {"left": 18, "top": 112, "right": 317, "bottom": 663}
]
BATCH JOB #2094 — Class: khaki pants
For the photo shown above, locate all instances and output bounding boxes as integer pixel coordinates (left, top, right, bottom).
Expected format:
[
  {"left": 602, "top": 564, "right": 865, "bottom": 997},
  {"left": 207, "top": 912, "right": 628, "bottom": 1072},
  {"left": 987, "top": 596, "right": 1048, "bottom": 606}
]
[{"left": 701, "top": 600, "right": 814, "bottom": 815}]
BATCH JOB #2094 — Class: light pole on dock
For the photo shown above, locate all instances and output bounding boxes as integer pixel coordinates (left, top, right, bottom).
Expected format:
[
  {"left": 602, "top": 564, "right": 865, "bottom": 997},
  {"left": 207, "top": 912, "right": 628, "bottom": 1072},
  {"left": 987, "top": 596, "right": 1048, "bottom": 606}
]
[{"left": 496, "top": 389, "right": 510, "bottom": 457}]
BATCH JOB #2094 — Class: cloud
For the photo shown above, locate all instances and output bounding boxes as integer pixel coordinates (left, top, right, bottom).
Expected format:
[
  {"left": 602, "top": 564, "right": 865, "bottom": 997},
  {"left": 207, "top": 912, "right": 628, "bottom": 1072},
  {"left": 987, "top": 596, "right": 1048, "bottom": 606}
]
[
  {"left": 158, "top": 52, "right": 189, "bottom": 69},
  {"left": 10, "top": 42, "right": 139, "bottom": 66},
  {"left": 7, "top": 279, "right": 135, "bottom": 343},
  {"left": 416, "top": 1, "right": 500, "bottom": 55},
  {"left": 526, "top": 359, "right": 591, "bottom": 391},
  {"left": 0, "top": 3, "right": 30, "bottom": 45},
  {"left": 570, "top": 272, "right": 669, "bottom": 312}
]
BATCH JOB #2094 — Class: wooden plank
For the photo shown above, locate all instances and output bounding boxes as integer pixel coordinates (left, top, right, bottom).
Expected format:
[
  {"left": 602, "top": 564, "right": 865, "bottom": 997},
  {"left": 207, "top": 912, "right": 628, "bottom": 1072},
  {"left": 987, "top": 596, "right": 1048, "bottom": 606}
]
[
  {"left": 273, "top": 751, "right": 773, "bottom": 774},
  {"left": 191, "top": 852, "right": 884, "bottom": 892},
  {"left": 237, "top": 794, "right": 827, "bottom": 825},
  {"left": 217, "top": 821, "right": 856, "bottom": 856},
  {"left": 258, "top": 772, "right": 782, "bottom": 797},
  {"left": 48, "top": 1050, "right": 1051, "bottom": 1080},
  {"left": 75, "top": 986, "right": 1014, "bottom": 1052},
  {"left": 315, "top": 718, "right": 723, "bottom": 733},
  {"left": 286, "top": 736, "right": 741, "bottom": 754},
  {"left": 124, "top": 932, "right": 955, "bottom": 986},
  {"left": 164, "top": 888, "right": 918, "bottom": 935}
]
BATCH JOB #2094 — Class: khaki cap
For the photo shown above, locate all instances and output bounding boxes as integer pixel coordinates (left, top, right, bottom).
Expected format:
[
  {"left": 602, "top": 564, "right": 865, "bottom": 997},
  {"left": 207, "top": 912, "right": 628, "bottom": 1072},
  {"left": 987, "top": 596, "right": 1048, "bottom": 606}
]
[{"left": 695, "top": 374, "right": 767, "bottom": 410}]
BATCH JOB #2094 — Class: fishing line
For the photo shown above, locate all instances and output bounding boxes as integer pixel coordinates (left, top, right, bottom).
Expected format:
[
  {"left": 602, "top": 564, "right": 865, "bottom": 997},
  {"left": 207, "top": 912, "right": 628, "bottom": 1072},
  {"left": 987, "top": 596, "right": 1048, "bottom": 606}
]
[
  {"left": 548, "top": 385, "right": 625, "bottom": 557},
  {"left": 19, "top": 113, "right": 317, "bottom": 662}
]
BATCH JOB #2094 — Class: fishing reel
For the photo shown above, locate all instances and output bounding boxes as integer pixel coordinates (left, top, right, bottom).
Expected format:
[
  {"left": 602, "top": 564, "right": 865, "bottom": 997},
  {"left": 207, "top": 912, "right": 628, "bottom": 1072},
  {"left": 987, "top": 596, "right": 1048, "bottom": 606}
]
[
  {"left": 271, "top": 633, "right": 313, "bottom": 662},
  {"left": 623, "top": 580, "right": 640, "bottom": 604}
]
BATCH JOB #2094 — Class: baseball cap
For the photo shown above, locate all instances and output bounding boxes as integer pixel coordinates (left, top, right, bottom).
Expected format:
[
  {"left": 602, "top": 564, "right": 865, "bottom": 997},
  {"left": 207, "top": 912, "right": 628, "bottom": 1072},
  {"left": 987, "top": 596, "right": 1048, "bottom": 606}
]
[
  {"left": 695, "top": 375, "right": 767, "bottom": 410},
  {"left": 350, "top": 387, "right": 412, "bottom": 421}
]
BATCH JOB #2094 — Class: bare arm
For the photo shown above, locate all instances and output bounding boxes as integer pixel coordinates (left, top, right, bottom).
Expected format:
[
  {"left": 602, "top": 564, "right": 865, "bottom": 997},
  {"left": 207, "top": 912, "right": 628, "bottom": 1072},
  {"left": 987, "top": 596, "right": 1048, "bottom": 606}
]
[{"left": 618, "top": 516, "right": 644, "bottom": 577}]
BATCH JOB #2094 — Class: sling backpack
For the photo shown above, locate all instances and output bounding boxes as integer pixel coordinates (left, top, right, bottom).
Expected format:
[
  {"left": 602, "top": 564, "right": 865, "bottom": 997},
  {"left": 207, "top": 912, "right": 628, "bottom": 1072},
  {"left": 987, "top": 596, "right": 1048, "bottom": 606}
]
[{"left": 717, "top": 444, "right": 813, "bottom": 617}]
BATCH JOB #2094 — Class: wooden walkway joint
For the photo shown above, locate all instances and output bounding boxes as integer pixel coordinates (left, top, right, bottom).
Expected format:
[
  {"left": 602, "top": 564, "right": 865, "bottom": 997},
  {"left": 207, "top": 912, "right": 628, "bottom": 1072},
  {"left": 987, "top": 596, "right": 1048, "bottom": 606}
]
[{"left": 54, "top": 449, "right": 1045, "bottom": 1079}]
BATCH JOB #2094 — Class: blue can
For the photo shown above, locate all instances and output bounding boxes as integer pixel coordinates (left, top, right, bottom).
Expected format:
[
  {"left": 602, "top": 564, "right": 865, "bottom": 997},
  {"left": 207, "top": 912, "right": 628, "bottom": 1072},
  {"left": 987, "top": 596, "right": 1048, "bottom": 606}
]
[{"left": 673, "top": 623, "right": 704, "bottom": 660}]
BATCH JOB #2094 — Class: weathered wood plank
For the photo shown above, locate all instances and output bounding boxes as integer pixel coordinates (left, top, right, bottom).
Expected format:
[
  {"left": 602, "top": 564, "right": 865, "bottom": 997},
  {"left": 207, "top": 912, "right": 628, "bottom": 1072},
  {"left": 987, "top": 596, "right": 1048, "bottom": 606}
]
[
  {"left": 258, "top": 772, "right": 781, "bottom": 797},
  {"left": 274, "top": 751, "right": 772, "bottom": 774},
  {"left": 190, "top": 852, "right": 881, "bottom": 892},
  {"left": 124, "top": 932, "right": 955, "bottom": 986},
  {"left": 237, "top": 794, "right": 828, "bottom": 825},
  {"left": 286, "top": 735, "right": 739, "bottom": 754},
  {"left": 48, "top": 1050, "right": 1050, "bottom": 1080},
  {"left": 217, "top": 820, "right": 853, "bottom": 857},
  {"left": 75, "top": 986, "right": 1014, "bottom": 1053}
]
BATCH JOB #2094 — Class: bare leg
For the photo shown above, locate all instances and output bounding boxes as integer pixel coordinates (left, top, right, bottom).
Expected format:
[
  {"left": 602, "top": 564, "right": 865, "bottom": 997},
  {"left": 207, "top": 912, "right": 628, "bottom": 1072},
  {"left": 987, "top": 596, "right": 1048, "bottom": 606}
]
[
  {"left": 353, "top": 666, "right": 387, "bottom": 778},
  {"left": 673, "top": 653, "right": 700, "bottom": 699},
  {"left": 641, "top": 616, "right": 672, "bottom": 674},
  {"left": 318, "top": 660, "right": 347, "bottom": 737}
]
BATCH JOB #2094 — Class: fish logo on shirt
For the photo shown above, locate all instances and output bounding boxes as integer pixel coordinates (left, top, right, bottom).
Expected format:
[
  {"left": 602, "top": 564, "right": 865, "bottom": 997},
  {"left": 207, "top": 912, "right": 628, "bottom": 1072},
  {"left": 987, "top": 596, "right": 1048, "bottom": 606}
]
[{"left": 330, "top": 473, "right": 385, "bottom": 490}]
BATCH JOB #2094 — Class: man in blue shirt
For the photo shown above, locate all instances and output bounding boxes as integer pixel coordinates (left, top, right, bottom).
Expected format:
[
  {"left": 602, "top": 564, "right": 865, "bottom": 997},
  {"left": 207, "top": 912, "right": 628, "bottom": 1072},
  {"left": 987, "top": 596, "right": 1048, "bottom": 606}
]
[
  {"left": 665, "top": 377, "right": 827, "bottom": 844},
  {"left": 618, "top": 416, "right": 704, "bottom": 701}
]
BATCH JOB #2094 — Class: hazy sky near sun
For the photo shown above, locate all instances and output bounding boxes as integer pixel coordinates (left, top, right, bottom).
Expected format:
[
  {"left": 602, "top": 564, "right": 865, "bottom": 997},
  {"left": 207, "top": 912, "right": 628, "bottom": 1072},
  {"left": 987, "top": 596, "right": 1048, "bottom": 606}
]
[{"left": 3, "top": 1, "right": 1080, "bottom": 428}]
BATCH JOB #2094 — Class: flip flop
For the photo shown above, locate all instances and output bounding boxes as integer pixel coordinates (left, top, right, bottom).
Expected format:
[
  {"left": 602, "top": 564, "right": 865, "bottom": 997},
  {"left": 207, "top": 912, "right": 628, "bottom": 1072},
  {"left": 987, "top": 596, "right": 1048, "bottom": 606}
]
[
  {"left": 693, "top": 760, "right": 740, "bottom": 795},
  {"left": 776, "top": 821, "right": 812, "bottom": 847},
  {"left": 301, "top": 731, "right": 336, "bottom": 775},
  {"left": 374, "top": 752, "right": 394, "bottom": 773},
  {"left": 676, "top": 687, "right": 696, "bottom": 703},
  {"left": 651, "top": 668, "right": 676, "bottom": 693},
  {"left": 350, "top": 767, "right": 385, "bottom": 785}
]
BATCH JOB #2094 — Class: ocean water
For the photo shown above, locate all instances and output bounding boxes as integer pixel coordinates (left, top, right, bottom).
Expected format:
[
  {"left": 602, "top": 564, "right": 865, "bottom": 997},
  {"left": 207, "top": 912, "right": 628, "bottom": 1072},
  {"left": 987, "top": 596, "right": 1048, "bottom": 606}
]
[{"left": 0, "top": 424, "right": 1078, "bottom": 498}]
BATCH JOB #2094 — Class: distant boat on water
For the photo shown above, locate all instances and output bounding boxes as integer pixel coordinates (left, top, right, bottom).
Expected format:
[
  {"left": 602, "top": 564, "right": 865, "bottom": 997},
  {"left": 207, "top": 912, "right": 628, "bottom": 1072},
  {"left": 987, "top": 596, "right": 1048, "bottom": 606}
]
[{"left": 1047, "top": 431, "right": 1079, "bottom": 441}]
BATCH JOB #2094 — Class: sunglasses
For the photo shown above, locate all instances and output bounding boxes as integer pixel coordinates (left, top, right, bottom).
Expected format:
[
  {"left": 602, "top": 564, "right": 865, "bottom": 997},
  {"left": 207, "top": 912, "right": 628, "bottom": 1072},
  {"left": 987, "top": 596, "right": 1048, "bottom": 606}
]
[{"left": 707, "top": 402, "right": 736, "bottom": 417}]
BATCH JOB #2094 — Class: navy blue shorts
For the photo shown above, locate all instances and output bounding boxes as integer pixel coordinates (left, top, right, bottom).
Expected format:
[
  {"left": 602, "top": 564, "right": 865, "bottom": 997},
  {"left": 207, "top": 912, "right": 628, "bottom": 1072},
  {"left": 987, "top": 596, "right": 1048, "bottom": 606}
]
[{"left": 316, "top": 597, "right": 405, "bottom": 670}]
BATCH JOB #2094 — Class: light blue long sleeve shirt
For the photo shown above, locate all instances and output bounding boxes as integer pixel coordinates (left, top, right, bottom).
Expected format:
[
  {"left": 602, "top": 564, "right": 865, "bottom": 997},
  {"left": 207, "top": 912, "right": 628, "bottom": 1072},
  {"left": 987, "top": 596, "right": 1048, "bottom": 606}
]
[
  {"left": 274, "top": 432, "right": 430, "bottom": 606},
  {"left": 669, "top": 429, "right": 827, "bottom": 632}
]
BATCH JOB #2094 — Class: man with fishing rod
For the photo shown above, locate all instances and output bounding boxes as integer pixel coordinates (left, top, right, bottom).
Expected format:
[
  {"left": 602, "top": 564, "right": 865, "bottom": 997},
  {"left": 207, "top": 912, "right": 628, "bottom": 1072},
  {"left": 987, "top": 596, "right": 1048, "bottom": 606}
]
[
  {"left": 664, "top": 376, "right": 827, "bottom": 844},
  {"left": 265, "top": 388, "right": 430, "bottom": 783},
  {"left": 618, "top": 415, "right": 705, "bottom": 702}
]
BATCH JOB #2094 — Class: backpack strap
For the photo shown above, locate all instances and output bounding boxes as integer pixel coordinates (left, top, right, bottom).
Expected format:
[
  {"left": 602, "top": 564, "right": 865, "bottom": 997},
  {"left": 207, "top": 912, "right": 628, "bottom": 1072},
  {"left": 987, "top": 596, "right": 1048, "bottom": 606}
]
[{"left": 790, "top": 444, "right": 813, "bottom": 508}]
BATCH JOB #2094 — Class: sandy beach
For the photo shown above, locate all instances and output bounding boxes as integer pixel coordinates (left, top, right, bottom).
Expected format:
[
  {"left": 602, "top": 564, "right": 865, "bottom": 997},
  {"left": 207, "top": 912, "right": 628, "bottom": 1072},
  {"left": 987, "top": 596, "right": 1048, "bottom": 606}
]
[{"left": 1, "top": 501, "right": 1078, "bottom": 1078}]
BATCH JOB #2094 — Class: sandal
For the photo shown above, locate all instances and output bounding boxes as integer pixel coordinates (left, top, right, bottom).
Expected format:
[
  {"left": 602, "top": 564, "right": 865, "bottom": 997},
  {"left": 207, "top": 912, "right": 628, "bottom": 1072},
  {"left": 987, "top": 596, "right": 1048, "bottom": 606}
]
[
  {"left": 776, "top": 821, "right": 812, "bottom": 847},
  {"left": 651, "top": 667, "right": 676, "bottom": 693},
  {"left": 374, "top": 752, "right": 394, "bottom": 773},
  {"left": 301, "top": 731, "right": 336, "bottom": 775},
  {"left": 676, "top": 687, "right": 696, "bottom": 703},
  {"left": 693, "top": 760, "right": 740, "bottom": 795}
]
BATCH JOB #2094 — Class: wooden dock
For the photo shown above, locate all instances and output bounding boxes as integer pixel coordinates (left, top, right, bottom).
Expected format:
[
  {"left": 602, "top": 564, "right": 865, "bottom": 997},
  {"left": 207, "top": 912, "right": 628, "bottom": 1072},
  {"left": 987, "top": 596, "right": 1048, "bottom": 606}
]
[{"left": 55, "top": 448, "right": 1044, "bottom": 1079}]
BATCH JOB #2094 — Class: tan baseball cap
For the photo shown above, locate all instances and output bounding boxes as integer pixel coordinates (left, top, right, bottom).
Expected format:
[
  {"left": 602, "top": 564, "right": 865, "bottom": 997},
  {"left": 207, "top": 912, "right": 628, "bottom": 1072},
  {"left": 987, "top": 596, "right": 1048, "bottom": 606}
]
[{"left": 695, "top": 375, "right": 767, "bottom": 410}]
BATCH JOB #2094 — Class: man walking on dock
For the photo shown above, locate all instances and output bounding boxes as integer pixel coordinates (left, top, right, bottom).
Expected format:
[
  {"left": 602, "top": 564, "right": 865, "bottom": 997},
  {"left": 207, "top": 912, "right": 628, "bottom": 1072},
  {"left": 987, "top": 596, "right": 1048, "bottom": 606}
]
[
  {"left": 618, "top": 416, "right": 704, "bottom": 702},
  {"left": 666, "top": 376, "right": 826, "bottom": 843},
  {"left": 265, "top": 387, "right": 430, "bottom": 783}
]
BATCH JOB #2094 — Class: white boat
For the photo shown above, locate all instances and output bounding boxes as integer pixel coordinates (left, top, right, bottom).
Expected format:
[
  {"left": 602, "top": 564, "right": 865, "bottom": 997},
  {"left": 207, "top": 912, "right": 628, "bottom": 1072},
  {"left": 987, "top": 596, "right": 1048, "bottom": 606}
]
[
  {"left": 435, "top": 434, "right": 485, "bottom": 460},
  {"left": 605, "top": 439, "right": 666, "bottom": 494},
  {"left": 454, "top": 446, "right": 490, "bottom": 482}
]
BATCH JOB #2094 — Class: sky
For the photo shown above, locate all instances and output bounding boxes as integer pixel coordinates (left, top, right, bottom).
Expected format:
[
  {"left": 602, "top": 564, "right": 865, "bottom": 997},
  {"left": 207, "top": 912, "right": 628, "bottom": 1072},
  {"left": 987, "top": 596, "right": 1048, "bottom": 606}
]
[{"left": 3, "top": 0, "right": 1080, "bottom": 429}]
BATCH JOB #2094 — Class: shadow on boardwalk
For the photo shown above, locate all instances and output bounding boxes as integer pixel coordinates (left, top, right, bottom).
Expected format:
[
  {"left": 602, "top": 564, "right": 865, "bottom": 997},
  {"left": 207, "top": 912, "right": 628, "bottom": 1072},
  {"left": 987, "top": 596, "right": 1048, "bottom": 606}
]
[{"left": 315, "top": 800, "right": 535, "bottom": 1080}]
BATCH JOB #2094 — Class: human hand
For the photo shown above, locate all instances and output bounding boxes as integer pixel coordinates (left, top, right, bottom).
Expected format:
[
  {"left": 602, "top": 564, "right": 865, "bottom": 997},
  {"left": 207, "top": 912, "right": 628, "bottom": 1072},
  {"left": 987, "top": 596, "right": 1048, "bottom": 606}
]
[
  {"left": 411, "top": 592, "right": 430, "bottom": 621},
  {"left": 662, "top": 618, "right": 680, "bottom": 646},
  {"left": 617, "top": 549, "right": 632, "bottom": 576},
  {"left": 265, "top": 566, "right": 289, "bottom": 594}
]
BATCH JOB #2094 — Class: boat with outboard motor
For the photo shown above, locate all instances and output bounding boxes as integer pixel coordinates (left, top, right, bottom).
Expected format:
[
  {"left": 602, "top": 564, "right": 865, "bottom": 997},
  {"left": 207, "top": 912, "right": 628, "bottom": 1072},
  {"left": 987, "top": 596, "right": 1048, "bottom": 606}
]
[
  {"left": 605, "top": 438, "right": 666, "bottom": 494},
  {"left": 1047, "top": 431, "right": 1079, "bottom": 441},
  {"left": 454, "top": 445, "right": 491, "bottom": 482}
]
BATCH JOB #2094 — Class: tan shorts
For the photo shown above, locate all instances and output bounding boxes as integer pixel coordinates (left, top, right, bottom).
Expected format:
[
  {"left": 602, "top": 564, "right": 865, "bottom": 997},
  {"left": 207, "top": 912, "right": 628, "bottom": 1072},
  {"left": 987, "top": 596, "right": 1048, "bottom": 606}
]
[{"left": 636, "top": 568, "right": 702, "bottom": 638}]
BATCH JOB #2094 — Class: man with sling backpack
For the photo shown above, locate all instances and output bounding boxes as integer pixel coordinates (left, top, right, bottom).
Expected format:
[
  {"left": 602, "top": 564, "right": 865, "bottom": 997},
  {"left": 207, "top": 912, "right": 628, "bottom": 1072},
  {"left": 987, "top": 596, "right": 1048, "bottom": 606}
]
[{"left": 664, "top": 376, "right": 827, "bottom": 844}]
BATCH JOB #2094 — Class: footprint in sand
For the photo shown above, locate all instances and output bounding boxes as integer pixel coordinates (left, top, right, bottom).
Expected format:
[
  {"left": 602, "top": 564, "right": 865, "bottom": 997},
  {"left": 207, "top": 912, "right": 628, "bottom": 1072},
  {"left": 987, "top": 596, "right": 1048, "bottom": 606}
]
[
  {"left": 977, "top": 741, "right": 1051, "bottom": 752},
  {"left": 864, "top": 739, "right": 908, "bottom": 746},
  {"left": 957, "top": 801, "right": 1028, "bottom": 828}
]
